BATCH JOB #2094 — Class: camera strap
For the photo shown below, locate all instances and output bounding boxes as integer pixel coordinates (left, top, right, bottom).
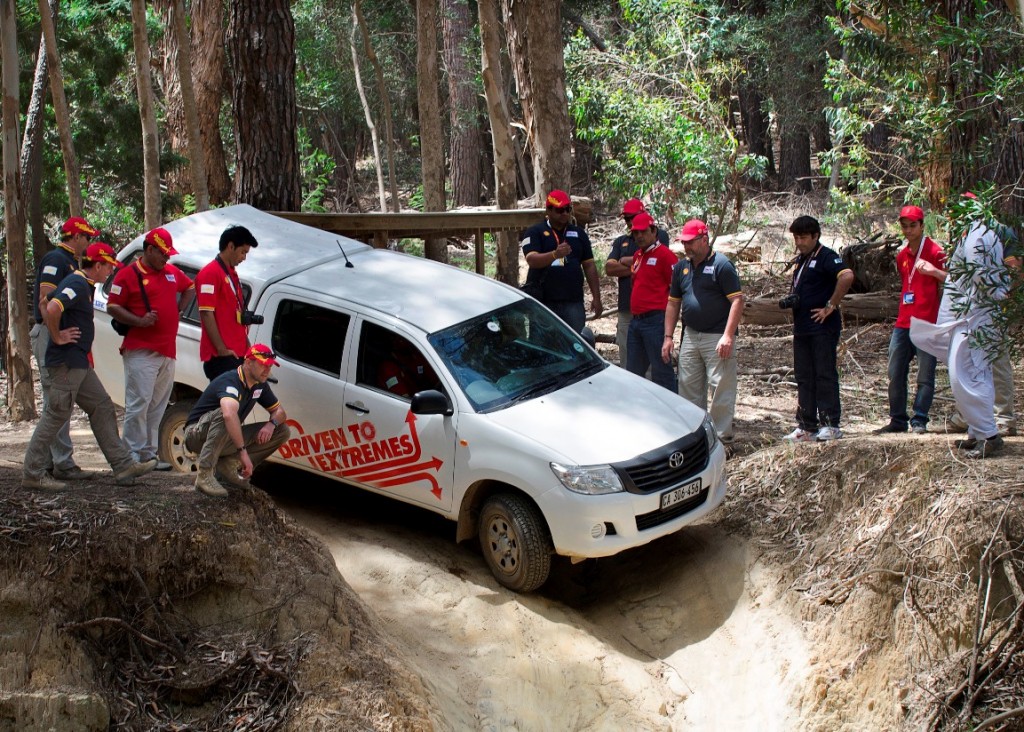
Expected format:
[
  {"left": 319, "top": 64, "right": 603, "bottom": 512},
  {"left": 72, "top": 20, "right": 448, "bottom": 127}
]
[
  {"left": 791, "top": 243, "right": 822, "bottom": 292},
  {"left": 215, "top": 255, "right": 246, "bottom": 317}
]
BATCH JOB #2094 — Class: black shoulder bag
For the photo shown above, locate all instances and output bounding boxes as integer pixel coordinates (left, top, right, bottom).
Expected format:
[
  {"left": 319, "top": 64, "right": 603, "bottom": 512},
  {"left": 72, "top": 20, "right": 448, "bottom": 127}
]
[{"left": 111, "top": 267, "right": 151, "bottom": 336}]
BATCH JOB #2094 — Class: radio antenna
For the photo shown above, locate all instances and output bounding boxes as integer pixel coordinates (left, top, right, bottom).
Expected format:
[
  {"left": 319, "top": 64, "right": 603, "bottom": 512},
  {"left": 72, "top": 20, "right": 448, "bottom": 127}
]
[{"left": 337, "top": 239, "right": 355, "bottom": 268}]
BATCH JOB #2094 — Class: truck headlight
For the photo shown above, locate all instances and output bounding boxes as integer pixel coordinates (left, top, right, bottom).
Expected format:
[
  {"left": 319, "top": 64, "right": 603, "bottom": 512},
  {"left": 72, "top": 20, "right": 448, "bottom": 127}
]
[
  {"left": 550, "top": 463, "right": 624, "bottom": 495},
  {"left": 703, "top": 415, "right": 720, "bottom": 454}
]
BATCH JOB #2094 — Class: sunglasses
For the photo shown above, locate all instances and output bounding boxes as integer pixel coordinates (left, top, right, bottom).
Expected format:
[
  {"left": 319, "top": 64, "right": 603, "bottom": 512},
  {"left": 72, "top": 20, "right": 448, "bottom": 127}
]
[{"left": 552, "top": 206, "right": 572, "bottom": 214}]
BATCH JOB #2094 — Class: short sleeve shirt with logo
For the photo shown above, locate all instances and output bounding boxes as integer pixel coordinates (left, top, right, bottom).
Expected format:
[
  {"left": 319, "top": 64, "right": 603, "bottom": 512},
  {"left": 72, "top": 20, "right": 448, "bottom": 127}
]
[
  {"left": 33, "top": 245, "right": 77, "bottom": 323},
  {"left": 186, "top": 367, "right": 281, "bottom": 427},
  {"left": 521, "top": 222, "right": 595, "bottom": 303},
  {"left": 629, "top": 243, "right": 676, "bottom": 315},
  {"left": 195, "top": 257, "right": 248, "bottom": 361},
  {"left": 792, "top": 245, "right": 851, "bottom": 335},
  {"left": 45, "top": 272, "right": 97, "bottom": 369},
  {"left": 894, "top": 236, "right": 946, "bottom": 328},
  {"left": 609, "top": 228, "right": 671, "bottom": 312},
  {"left": 668, "top": 251, "right": 743, "bottom": 333},
  {"left": 108, "top": 260, "right": 194, "bottom": 358}
]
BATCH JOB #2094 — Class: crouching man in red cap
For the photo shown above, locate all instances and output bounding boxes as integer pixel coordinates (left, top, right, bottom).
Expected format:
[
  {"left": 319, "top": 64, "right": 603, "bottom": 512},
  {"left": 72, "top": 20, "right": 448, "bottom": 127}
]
[
  {"left": 107, "top": 227, "right": 195, "bottom": 470},
  {"left": 873, "top": 205, "right": 946, "bottom": 435},
  {"left": 183, "top": 344, "right": 291, "bottom": 497},
  {"left": 23, "top": 243, "right": 159, "bottom": 490}
]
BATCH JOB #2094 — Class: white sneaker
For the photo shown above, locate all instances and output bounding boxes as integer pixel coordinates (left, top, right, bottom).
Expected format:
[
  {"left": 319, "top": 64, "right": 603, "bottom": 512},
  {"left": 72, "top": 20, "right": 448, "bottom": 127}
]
[
  {"left": 815, "top": 426, "right": 843, "bottom": 441},
  {"left": 783, "top": 428, "right": 816, "bottom": 442}
]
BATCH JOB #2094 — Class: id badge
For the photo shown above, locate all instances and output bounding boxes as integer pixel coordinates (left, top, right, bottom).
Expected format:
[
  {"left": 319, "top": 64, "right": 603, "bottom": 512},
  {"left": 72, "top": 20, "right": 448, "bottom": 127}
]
[{"left": 903, "top": 292, "right": 915, "bottom": 305}]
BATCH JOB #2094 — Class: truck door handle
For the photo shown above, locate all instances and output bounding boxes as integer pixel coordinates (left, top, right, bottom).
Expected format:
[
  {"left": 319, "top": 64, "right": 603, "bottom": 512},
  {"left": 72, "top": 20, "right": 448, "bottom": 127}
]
[{"left": 345, "top": 401, "right": 370, "bottom": 415}]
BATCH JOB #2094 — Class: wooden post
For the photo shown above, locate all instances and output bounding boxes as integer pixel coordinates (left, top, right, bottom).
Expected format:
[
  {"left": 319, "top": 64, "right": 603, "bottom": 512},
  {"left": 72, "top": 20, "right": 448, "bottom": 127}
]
[{"left": 475, "top": 229, "right": 485, "bottom": 274}]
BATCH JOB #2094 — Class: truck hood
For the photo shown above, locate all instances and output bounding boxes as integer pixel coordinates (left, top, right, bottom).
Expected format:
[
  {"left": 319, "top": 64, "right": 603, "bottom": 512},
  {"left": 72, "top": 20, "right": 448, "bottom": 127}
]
[{"left": 479, "top": 365, "right": 707, "bottom": 465}]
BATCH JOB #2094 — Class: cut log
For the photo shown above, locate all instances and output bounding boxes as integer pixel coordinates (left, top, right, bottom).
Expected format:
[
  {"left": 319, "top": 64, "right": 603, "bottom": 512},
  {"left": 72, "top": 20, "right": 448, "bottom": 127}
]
[{"left": 742, "top": 292, "right": 899, "bottom": 326}]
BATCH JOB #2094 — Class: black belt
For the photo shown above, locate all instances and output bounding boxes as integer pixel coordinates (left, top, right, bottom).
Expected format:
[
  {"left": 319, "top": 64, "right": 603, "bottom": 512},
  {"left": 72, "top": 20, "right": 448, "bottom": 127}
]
[{"left": 633, "top": 309, "right": 665, "bottom": 320}]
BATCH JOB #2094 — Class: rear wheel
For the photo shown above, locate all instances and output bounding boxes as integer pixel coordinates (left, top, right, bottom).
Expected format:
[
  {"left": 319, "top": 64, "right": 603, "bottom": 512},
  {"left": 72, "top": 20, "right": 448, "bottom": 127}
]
[
  {"left": 158, "top": 399, "right": 198, "bottom": 473},
  {"left": 478, "top": 494, "right": 552, "bottom": 592}
]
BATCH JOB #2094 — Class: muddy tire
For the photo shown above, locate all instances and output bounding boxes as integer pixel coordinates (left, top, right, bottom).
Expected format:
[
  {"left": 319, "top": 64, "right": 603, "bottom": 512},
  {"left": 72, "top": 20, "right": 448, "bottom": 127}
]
[
  {"left": 158, "top": 399, "right": 198, "bottom": 473},
  {"left": 478, "top": 494, "right": 552, "bottom": 592}
]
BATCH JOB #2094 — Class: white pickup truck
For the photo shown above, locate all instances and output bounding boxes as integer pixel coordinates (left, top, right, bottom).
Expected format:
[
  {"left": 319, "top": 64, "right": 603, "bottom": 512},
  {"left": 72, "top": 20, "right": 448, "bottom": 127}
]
[{"left": 91, "top": 205, "right": 727, "bottom": 592}]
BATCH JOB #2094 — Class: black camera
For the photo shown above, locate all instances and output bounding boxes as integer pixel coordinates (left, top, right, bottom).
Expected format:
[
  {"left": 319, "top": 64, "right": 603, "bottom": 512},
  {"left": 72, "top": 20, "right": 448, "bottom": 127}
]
[
  {"left": 778, "top": 293, "right": 800, "bottom": 310},
  {"left": 241, "top": 310, "right": 265, "bottom": 326}
]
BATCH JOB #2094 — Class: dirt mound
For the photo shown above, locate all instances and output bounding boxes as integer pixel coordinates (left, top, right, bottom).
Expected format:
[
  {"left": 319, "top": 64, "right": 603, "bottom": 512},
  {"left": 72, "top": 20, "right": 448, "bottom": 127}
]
[
  {"left": 724, "top": 437, "right": 1024, "bottom": 731},
  {"left": 0, "top": 469, "right": 434, "bottom": 731}
]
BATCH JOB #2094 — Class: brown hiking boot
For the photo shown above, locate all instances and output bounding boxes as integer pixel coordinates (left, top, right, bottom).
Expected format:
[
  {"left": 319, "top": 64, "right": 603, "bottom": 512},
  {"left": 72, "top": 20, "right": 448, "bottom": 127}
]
[
  {"left": 114, "top": 459, "right": 159, "bottom": 486},
  {"left": 22, "top": 474, "right": 67, "bottom": 490},
  {"left": 195, "top": 470, "right": 228, "bottom": 497}
]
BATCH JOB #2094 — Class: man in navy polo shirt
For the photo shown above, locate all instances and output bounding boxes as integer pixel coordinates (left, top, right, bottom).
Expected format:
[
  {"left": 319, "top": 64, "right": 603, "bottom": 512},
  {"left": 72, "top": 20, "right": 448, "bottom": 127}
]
[
  {"left": 23, "top": 243, "right": 159, "bottom": 490},
  {"left": 605, "top": 198, "right": 669, "bottom": 366},
  {"left": 31, "top": 216, "right": 100, "bottom": 481},
  {"left": 184, "top": 344, "right": 291, "bottom": 497},
  {"left": 661, "top": 219, "right": 745, "bottom": 443},
  {"left": 624, "top": 212, "right": 677, "bottom": 390},
  {"left": 782, "top": 216, "right": 855, "bottom": 442},
  {"left": 521, "top": 189, "right": 603, "bottom": 333}
]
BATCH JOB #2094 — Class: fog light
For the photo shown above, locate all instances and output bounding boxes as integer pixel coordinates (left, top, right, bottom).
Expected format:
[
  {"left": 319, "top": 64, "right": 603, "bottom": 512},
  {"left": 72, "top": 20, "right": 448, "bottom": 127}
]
[{"left": 591, "top": 523, "right": 606, "bottom": 539}]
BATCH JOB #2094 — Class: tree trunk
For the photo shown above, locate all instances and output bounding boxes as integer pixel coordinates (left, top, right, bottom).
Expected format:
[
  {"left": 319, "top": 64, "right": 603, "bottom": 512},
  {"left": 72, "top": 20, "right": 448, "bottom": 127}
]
[
  {"left": 191, "top": 0, "right": 231, "bottom": 204},
  {"left": 21, "top": 11, "right": 50, "bottom": 265},
  {"left": 1, "top": 0, "right": 38, "bottom": 420},
  {"left": 36, "top": 0, "right": 82, "bottom": 217},
  {"left": 778, "top": 124, "right": 812, "bottom": 193},
  {"left": 443, "top": 0, "right": 482, "bottom": 206},
  {"left": 350, "top": 13, "right": 386, "bottom": 213},
  {"left": 416, "top": 0, "right": 448, "bottom": 262},
  {"left": 228, "top": 0, "right": 301, "bottom": 211},
  {"left": 743, "top": 293, "right": 897, "bottom": 325},
  {"left": 479, "top": 0, "right": 519, "bottom": 285},
  {"left": 171, "top": 0, "right": 209, "bottom": 210},
  {"left": 130, "top": 0, "right": 162, "bottom": 229},
  {"left": 502, "top": 0, "right": 572, "bottom": 200},
  {"left": 737, "top": 82, "right": 775, "bottom": 175},
  {"left": 153, "top": 0, "right": 187, "bottom": 199},
  {"left": 353, "top": 0, "right": 399, "bottom": 212}
]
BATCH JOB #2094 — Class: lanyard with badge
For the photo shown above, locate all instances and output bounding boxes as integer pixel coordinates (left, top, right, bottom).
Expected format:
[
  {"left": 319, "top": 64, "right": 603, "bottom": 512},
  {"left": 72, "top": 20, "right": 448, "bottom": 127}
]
[
  {"left": 215, "top": 255, "right": 246, "bottom": 324},
  {"left": 791, "top": 244, "right": 822, "bottom": 292},
  {"left": 548, "top": 224, "right": 565, "bottom": 266},
  {"left": 902, "top": 242, "right": 924, "bottom": 305}
]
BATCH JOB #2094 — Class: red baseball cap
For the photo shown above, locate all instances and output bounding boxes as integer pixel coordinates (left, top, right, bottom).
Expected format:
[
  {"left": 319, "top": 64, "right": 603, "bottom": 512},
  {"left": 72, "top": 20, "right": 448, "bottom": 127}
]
[
  {"left": 676, "top": 219, "right": 709, "bottom": 242},
  {"left": 621, "top": 198, "right": 646, "bottom": 216},
  {"left": 246, "top": 343, "right": 280, "bottom": 367},
  {"left": 899, "top": 205, "right": 924, "bottom": 221},
  {"left": 144, "top": 227, "right": 178, "bottom": 255},
  {"left": 545, "top": 189, "right": 571, "bottom": 208},
  {"left": 61, "top": 216, "right": 99, "bottom": 237},
  {"left": 630, "top": 212, "right": 655, "bottom": 231},
  {"left": 85, "top": 242, "right": 123, "bottom": 268}
]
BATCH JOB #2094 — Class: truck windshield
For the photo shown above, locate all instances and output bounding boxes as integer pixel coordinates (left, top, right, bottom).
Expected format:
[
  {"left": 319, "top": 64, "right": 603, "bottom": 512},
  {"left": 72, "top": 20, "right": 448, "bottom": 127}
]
[{"left": 428, "top": 300, "right": 606, "bottom": 412}]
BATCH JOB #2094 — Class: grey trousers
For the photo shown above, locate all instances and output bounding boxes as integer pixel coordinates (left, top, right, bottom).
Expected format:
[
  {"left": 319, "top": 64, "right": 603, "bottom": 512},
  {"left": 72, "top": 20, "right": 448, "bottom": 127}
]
[
  {"left": 185, "top": 409, "right": 291, "bottom": 472},
  {"left": 30, "top": 323, "right": 76, "bottom": 471},
  {"left": 24, "top": 365, "right": 133, "bottom": 480}
]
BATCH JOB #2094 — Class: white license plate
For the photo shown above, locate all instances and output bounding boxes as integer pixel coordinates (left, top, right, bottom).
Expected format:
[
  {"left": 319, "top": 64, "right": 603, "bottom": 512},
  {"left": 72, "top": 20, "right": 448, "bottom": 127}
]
[{"left": 660, "top": 478, "right": 702, "bottom": 509}]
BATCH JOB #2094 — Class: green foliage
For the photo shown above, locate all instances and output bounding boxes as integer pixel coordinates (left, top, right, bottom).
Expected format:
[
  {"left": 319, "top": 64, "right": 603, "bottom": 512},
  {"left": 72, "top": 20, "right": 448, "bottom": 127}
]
[
  {"left": 565, "top": 0, "right": 766, "bottom": 227},
  {"left": 298, "top": 128, "right": 337, "bottom": 213}
]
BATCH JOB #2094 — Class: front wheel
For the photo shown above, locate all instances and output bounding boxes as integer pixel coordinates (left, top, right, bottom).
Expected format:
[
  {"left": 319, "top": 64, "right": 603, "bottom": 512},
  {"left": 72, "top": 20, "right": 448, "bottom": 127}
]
[
  {"left": 478, "top": 494, "right": 552, "bottom": 592},
  {"left": 158, "top": 399, "right": 198, "bottom": 473}
]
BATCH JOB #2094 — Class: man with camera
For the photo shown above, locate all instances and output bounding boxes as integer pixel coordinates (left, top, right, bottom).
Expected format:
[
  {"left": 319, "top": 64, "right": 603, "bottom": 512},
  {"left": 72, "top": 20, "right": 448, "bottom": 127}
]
[
  {"left": 107, "top": 227, "right": 195, "bottom": 469},
  {"left": 184, "top": 344, "right": 291, "bottom": 497},
  {"left": 196, "top": 225, "right": 260, "bottom": 380},
  {"left": 782, "top": 216, "right": 855, "bottom": 442},
  {"left": 661, "top": 219, "right": 744, "bottom": 443},
  {"left": 873, "top": 206, "right": 946, "bottom": 435}
]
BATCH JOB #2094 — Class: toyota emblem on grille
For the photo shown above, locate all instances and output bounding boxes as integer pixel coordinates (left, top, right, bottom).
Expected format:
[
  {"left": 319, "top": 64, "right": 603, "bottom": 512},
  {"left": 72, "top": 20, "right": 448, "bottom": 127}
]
[{"left": 668, "top": 451, "right": 685, "bottom": 469}]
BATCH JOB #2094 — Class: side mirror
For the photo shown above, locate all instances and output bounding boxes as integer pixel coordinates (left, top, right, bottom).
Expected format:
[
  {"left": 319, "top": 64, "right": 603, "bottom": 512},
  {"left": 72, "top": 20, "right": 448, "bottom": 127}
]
[{"left": 410, "top": 389, "right": 454, "bottom": 416}]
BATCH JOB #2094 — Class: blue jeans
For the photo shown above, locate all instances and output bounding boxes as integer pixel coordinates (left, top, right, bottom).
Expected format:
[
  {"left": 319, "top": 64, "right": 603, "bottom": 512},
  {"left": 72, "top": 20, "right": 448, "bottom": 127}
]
[
  {"left": 627, "top": 311, "right": 676, "bottom": 392},
  {"left": 793, "top": 330, "right": 841, "bottom": 430},
  {"left": 887, "top": 326, "right": 936, "bottom": 428}
]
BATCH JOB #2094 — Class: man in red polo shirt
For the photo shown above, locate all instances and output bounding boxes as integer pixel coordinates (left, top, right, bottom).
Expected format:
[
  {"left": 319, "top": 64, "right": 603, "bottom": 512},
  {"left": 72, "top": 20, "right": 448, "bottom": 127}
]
[
  {"left": 108, "top": 227, "right": 195, "bottom": 468},
  {"left": 195, "top": 225, "right": 259, "bottom": 380},
  {"left": 874, "top": 205, "right": 946, "bottom": 435},
  {"left": 625, "top": 212, "right": 678, "bottom": 391}
]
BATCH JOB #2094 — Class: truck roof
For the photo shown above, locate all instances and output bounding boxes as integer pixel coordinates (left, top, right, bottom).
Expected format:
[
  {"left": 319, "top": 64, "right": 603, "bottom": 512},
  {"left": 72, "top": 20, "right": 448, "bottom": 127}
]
[{"left": 138, "top": 204, "right": 522, "bottom": 334}]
